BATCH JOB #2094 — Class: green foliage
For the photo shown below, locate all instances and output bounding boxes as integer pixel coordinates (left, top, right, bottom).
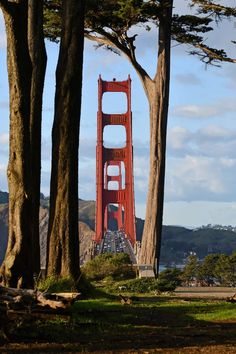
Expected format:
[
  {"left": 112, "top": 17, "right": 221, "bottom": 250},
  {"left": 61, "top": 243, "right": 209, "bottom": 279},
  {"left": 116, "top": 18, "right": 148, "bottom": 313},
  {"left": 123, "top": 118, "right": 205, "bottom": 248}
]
[
  {"left": 197, "top": 252, "right": 236, "bottom": 286},
  {"left": 43, "top": 0, "right": 61, "bottom": 42},
  {"left": 213, "top": 252, "right": 236, "bottom": 286},
  {"left": 113, "top": 268, "right": 182, "bottom": 293},
  {"left": 191, "top": 1, "right": 236, "bottom": 18},
  {"left": 157, "top": 268, "right": 182, "bottom": 292},
  {"left": 181, "top": 252, "right": 236, "bottom": 286},
  {"left": 82, "top": 253, "right": 135, "bottom": 281},
  {"left": 197, "top": 254, "right": 221, "bottom": 285},
  {"left": 38, "top": 276, "right": 76, "bottom": 292},
  {"left": 43, "top": 0, "right": 233, "bottom": 65},
  {"left": 75, "top": 274, "right": 98, "bottom": 297},
  {"left": 181, "top": 255, "right": 200, "bottom": 285},
  {"left": 85, "top": 0, "right": 158, "bottom": 32},
  {"left": 37, "top": 274, "right": 99, "bottom": 298},
  {"left": 118, "top": 277, "right": 159, "bottom": 293}
]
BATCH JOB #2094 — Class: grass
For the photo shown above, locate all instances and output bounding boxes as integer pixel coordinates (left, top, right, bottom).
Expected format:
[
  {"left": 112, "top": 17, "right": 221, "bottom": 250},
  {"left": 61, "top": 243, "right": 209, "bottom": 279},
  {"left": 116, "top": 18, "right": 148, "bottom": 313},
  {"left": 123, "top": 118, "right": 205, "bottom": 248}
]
[
  {"left": 1, "top": 265, "right": 236, "bottom": 353},
  {"left": 194, "top": 302, "right": 236, "bottom": 321},
  {"left": 37, "top": 276, "right": 77, "bottom": 292},
  {"left": 2, "top": 291, "right": 236, "bottom": 352},
  {"left": 68, "top": 297, "right": 236, "bottom": 330}
]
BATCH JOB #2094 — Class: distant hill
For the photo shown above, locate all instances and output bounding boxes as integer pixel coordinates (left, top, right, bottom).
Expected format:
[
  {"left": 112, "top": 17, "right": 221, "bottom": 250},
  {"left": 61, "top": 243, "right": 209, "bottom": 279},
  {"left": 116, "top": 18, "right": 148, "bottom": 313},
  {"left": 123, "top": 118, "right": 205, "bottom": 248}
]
[
  {"left": 0, "top": 202, "right": 94, "bottom": 267},
  {"left": 0, "top": 204, "right": 8, "bottom": 265},
  {"left": 0, "top": 191, "right": 8, "bottom": 204},
  {"left": 1, "top": 191, "right": 236, "bottom": 266},
  {"left": 161, "top": 225, "right": 236, "bottom": 265}
]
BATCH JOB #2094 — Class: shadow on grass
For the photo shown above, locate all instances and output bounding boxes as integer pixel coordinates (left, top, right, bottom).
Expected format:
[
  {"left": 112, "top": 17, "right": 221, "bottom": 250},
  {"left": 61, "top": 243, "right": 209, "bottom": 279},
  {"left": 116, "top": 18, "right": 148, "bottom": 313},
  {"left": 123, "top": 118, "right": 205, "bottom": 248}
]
[{"left": 1, "top": 297, "right": 236, "bottom": 352}]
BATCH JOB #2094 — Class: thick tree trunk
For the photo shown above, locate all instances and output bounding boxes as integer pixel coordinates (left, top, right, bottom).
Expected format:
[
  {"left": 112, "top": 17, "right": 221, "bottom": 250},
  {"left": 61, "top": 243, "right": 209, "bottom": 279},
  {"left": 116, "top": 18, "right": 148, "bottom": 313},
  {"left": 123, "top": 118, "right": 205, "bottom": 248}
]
[
  {"left": 28, "top": 0, "right": 47, "bottom": 275},
  {"left": 0, "top": 1, "right": 46, "bottom": 288},
  {"left": 0, "top": 3, "right": 33, "bottom": 288},
  {"left": 139, "top": 0, "right": 173, "bottom": 275},
  {"left": 47, "top": 0, "right": 84, "bottom": 280}
]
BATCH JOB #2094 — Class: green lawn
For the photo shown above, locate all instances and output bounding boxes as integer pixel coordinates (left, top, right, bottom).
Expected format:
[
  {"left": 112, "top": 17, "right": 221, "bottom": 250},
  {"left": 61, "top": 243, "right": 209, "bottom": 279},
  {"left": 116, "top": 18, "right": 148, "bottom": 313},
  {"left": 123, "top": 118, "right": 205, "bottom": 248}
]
[{"left": 2, "top": 296, "right": 236, "bottom": 352}]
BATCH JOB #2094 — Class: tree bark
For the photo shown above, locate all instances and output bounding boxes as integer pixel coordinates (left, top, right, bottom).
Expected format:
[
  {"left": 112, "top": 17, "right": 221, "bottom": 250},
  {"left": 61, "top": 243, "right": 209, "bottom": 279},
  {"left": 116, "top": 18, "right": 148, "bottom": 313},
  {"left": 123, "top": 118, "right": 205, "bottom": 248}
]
[
  {"left": 28, "top": 0, "right": 47, "bottom": 276},
  {"left": 47, "top": 0, "right": 84, "bottom": 280},
  {"left": 0, "top": 1, "right": 46, "bottom": 288},
  {"left": 139, "top": 0, "right": 173, "bottom": 275}
]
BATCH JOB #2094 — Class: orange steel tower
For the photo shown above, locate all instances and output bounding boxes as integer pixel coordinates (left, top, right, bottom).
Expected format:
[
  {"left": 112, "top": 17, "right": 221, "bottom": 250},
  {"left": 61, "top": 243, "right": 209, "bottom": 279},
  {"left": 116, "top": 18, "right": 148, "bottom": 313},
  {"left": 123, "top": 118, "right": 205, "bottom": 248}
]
[
  {"left": 95, "top": 75, "right": 136, "bottom": 245},
  {"left": 104, "top": 161, "right": 123, "bottom": 231}
]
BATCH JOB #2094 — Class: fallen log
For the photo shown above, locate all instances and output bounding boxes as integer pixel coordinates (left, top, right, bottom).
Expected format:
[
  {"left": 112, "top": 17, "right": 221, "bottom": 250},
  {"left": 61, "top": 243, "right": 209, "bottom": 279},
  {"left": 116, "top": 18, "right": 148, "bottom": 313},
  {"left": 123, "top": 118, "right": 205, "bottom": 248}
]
[
  {"left": 0, "top": 285, "right": 35, "bottom": 298},
  {"left": 43, "top": 292, "right": 81, "bottom": 302},
  {"left": 37, "top": 293, "right": 67, "bottom": 309},
  {"left": 0, "top": 285, "right": 80, "bottom": 313}
]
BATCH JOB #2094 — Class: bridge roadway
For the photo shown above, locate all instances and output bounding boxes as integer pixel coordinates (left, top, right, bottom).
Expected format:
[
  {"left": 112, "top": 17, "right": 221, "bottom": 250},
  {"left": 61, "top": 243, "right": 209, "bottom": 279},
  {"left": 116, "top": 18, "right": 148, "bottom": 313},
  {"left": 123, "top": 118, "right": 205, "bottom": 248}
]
[{"left": 97, "top": 230, "right": 137, "bottom": 264}]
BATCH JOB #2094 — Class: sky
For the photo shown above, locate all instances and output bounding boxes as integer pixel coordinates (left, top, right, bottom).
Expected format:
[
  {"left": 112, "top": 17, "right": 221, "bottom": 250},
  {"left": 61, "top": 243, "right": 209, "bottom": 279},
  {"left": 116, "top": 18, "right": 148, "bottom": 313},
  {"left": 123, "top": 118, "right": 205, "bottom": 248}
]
[{"left": 0, "top": 1, "right": 236, "bottom": 228}]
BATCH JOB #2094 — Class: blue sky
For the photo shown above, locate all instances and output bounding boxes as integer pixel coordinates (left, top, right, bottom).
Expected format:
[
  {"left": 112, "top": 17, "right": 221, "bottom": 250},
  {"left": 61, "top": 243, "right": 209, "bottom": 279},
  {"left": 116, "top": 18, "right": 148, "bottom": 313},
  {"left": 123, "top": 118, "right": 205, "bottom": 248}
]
[{"left": 0, "top": 1, "right": 236, "bottom": 227}]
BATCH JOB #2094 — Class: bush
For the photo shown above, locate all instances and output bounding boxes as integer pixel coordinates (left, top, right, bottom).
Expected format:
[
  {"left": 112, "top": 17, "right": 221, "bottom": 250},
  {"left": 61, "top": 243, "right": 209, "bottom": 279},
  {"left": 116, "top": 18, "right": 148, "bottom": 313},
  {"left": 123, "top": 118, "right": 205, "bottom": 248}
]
[
  {"left": 114, "top": 268, "right": 182, "bottom": 293},
  {"left": 157, "top": 268, "right": 182, "bottom": 292},
  {"left": 82, "top": 253, "right": 135, "bottom": 281},
  {"left": 116, "top": 278, "right": 159, "bottom": 293},
  {"left": 37, "top": 274, "right": 99, "bottom": 298},
  {"left": 38, "top": 276, "right": 76, "bottom": 293}
]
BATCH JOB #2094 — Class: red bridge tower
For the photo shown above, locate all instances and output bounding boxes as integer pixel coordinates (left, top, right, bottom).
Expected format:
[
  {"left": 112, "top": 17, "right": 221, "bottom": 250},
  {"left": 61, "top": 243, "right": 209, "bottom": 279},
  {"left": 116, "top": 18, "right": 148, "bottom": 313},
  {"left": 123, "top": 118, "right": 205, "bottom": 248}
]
[{"left": 95, "top": 76, "right": 136, "bottom": 245}]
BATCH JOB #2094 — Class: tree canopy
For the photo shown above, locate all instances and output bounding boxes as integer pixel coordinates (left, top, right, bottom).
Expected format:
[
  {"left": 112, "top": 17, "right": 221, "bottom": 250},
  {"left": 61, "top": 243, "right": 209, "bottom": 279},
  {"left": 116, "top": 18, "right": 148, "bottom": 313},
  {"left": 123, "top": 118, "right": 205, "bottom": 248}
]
[{"left": 43, "top": 0, "right": 235, "bottom": 67}]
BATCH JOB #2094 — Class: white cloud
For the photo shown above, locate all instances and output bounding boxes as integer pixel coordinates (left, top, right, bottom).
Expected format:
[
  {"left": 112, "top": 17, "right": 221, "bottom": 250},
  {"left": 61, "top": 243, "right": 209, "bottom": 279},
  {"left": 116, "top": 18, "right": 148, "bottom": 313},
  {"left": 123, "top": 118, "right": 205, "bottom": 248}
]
[
  {"left": 168, "top": 127, "right": 191, "bottom": 150},
  {"left": 79, "top": 161, "right": 96, "bottom": 200},
  {"left": 172, "top": 104, "right": 219, "bottom": 118},
  {"left": 199, "top": 125, "right": 233, "bottom": 139},
  {"left": 0, "top": 133, "right": 9, "bottom": 160},
  {"left": 168, "top": 125, "right": 236, "bottom": 158},
  {"left": 220, "top": 158, "right": 236, "bottom": 168},
  {"left": 164, "top": 91, "right": 236, "bottom": 224},
  {"left": 165, "top": 155, "right": 236, "bottom": 202}
]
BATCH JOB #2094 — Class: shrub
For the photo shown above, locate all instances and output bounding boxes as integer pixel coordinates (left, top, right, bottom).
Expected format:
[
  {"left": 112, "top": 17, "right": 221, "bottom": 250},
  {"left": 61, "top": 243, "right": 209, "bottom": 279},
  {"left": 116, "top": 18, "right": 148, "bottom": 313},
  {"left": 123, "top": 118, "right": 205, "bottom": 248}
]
[
  {"left": 82, "top": 253, "right": 135, "bottom": 281},
  {"left": 114, "top": 268, "right": 182, "bottom": 293},
  {"left": 157, "top": 268, "right": 182, "bottom": 292},
  {"left": 38, "top": 276, "right": 76, "bottom": 292},
  {"left": 117, "top": 278, "right": 159, "bottom": 293}
]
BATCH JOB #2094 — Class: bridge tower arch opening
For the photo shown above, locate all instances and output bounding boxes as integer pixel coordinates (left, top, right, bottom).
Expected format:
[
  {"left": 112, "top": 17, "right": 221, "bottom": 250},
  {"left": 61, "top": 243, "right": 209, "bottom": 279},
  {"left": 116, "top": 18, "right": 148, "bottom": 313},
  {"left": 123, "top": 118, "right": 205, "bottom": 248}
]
[{"left": 95, "top": 76, "right": 136, "bottom": 246}]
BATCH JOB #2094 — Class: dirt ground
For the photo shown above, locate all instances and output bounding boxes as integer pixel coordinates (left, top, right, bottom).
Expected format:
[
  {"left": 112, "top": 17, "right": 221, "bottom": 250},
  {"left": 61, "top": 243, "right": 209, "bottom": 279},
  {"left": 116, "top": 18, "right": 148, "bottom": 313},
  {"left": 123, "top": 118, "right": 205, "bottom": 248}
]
[
  {"left": 175, "top": 286, "right": 236, "bottom": 299},
  {"left": 1, "top": 342, "right": 236, "bottom": 353}
]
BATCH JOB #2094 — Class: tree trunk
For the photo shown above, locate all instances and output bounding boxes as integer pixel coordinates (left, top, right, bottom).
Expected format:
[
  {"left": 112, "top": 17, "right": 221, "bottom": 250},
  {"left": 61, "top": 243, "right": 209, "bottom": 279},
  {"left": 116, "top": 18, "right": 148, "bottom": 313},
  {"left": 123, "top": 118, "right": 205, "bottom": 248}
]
[
  {"left": 28, "top": 0, "right": 47, "bottom": 275},
  {"left": 47, "top": 0, "right": 84, "bottom": 280},
  {"left": 139, "top": 0, "right": 173, "bottom": 275},
  {"left": 0, "top": 1, "right": 46, "bottom": 288},
  {"left": 0, "top": 3, "right": 33, "bottom": 288}
]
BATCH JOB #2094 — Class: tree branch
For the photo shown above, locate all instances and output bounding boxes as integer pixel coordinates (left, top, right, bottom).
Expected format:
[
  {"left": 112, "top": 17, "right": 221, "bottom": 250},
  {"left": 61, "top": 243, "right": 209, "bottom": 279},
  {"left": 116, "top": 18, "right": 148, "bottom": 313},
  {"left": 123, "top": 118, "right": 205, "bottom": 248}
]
[
  {"left": 195, "top": 43, "right": 236, "bottom": 64},
  {"left": 191, "top": 1, "right": 236, "bottom": 18},
  {"left": 85, "top": 28, "right": 152, "bottom": 95}
]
